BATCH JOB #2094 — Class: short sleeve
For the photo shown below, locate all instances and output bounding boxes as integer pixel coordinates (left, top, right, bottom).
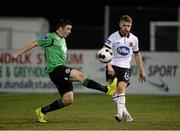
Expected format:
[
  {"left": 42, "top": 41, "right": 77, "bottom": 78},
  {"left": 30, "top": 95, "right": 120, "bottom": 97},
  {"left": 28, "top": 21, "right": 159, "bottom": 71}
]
[
  {"left": 133, "top": 37, "right": 139, "bottom": 52},
  {"left": 36, "top": 33, "right": 53, "bottom": 47},
  {"left": 104, "top": 34, "right": 114, "bottom": 48}
]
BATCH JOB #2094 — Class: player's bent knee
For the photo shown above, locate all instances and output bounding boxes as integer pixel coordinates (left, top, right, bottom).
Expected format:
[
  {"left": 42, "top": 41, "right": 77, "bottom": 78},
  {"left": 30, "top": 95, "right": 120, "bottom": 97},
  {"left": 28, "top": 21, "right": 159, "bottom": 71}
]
[
  {"left": 70, "top": 69, "right": 86, "bottom": 82},
  {"left": 63, "top": 91, "right": 74, "bottom": 105},
  {"left": 63, "top": 98, "right": 74, "bottom": 105}
]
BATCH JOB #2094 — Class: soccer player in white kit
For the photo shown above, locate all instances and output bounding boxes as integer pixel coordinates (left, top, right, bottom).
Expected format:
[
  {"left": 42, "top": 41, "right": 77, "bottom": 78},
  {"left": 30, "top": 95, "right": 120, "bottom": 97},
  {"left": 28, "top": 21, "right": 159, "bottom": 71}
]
[{"left": 104, "top": 15, "right": 146, "bottom": 122}]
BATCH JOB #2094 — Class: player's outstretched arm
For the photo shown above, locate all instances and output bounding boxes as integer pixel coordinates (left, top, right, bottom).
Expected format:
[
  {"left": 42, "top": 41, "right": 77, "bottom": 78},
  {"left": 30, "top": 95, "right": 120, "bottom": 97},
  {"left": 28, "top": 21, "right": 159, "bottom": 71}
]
[{"left": 11, "top": 40, "right": 38, "bottom": 59}]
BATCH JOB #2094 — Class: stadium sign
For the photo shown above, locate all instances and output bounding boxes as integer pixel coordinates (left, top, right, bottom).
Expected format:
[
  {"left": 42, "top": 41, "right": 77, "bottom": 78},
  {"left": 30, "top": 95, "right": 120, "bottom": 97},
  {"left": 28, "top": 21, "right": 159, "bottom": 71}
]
[{"left": 0, "top": 50, "right": 180, "bottom": 95}]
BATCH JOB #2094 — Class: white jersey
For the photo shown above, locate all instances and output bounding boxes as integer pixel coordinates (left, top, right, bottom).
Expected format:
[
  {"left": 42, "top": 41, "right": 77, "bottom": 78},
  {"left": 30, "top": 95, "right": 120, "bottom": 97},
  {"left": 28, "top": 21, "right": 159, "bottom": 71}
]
[{"left": 105, "top": 31, "right": 139, "bottom": 69}]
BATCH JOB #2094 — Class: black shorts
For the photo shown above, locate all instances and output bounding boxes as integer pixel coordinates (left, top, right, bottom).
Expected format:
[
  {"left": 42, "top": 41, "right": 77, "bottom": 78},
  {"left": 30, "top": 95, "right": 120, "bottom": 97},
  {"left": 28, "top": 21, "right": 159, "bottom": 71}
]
[
  {"left": 106, "top": 65, "right": 131, "bottom": 87},
  {"left": 49, "top": 65, "right": 73, "bottom": 96}
]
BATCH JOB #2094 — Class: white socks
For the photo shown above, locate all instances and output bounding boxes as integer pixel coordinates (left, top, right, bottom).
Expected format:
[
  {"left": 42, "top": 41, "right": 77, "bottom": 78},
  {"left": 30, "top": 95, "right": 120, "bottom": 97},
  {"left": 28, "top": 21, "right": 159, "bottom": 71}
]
[
  {"left": 113, "top": 93, "right": 130, "bottom": 117},
  {"left": 123, "top": 106, "right": 130, "bottom": 116}
]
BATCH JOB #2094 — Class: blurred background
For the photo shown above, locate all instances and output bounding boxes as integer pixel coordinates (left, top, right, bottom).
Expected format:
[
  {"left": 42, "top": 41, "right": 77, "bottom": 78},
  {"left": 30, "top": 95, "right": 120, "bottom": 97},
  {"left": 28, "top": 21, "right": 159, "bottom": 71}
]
[
  {"left": 0, "top": 0, "right": 180, "bottom": 95},
  {"left": 0, "top": 0, "right": 180, "bottom": 51}
]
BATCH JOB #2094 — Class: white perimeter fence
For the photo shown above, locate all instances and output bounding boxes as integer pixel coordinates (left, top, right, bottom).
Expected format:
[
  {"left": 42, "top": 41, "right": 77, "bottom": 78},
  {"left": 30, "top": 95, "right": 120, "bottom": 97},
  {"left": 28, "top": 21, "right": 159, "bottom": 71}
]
[{"left": 0, "top": 49, "right": 180, "bottom": 95}]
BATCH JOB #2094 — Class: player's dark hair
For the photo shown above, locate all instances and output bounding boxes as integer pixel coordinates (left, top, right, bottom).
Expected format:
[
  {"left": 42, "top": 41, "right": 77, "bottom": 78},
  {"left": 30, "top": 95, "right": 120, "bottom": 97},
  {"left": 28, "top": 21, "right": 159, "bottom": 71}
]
[{"left": 56, "top": 19, "right": 72, "bottom": 30}]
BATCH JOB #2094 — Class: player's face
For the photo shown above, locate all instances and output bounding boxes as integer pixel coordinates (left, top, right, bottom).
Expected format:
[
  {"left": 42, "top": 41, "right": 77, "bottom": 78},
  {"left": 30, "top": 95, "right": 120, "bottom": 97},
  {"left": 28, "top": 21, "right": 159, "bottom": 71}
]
[
  {"left": 119, "top": 21, "right": 132, "bottom": 36},
  {"left": 60, "top": 25, "right": 72, "bottom": 38}
]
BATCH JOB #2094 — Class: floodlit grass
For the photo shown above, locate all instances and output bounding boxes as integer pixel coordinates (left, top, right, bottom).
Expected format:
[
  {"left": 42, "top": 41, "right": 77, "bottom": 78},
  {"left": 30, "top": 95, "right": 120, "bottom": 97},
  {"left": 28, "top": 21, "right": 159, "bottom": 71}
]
[{"left": 0, "top": 93, "right": 180, "bottom": 130}]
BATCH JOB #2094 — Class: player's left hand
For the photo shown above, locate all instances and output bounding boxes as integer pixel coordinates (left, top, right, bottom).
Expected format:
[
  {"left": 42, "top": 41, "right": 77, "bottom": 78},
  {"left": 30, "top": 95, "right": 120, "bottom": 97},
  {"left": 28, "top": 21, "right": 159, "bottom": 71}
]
[{"left": 138, "top": 72, "right": 146, "bottom": 83}]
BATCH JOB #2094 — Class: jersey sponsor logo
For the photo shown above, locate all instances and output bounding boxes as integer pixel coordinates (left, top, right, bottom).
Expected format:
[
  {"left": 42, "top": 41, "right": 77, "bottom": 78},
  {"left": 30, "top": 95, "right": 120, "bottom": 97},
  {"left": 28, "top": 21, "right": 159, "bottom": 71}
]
[
  {"left": 105, "top": 40, "right": 111, "bottom": 45},
  {"left": 117, "top": 46, "right": 130, "bottom": 56},
  {"left": 41, "top": 34, "right": 48, "bottom": 40}
]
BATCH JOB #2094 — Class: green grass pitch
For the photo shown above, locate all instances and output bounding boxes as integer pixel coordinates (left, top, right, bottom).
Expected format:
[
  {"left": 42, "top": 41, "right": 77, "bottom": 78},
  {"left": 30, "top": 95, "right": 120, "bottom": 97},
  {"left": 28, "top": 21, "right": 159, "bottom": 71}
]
[{"left": 0, "top": 93, "right": 180, "bottom": 130}]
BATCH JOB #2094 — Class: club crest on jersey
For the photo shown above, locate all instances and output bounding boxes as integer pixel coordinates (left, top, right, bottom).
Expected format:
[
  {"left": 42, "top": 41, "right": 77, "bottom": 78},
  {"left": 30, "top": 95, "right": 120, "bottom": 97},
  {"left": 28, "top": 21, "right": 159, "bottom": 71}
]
[
  {"left": 129, "top": 42, "right": 133, "bottom": 47},
  {"left": 117, "top": 46, "right": 130, "bottom": 56},
  {"left": 42, "top": 34, "right": 49, "bottom": 40}
]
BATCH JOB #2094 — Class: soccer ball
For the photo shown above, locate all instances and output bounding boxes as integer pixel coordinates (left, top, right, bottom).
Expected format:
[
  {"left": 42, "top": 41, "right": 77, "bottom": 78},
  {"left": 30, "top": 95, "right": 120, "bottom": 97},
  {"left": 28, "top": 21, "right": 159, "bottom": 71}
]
[{"left": 97, "top": 47, "right": 113, "bottom": 63}]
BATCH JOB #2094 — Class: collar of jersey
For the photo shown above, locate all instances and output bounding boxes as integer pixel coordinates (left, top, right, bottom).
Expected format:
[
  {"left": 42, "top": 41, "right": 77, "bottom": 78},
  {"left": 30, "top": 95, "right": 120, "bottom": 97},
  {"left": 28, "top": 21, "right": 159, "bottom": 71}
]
[
  {"left": 55, "top": 32, "right": 64, "bottom": 38},
  {"left": 119, "top": 31, "right": 130, "bottom": 38}
]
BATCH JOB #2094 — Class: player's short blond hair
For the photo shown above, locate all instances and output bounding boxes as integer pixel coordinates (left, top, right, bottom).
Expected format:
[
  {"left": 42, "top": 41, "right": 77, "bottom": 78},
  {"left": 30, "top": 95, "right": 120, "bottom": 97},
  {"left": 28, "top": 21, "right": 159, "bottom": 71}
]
[{"left": 120, "top": 15, "right": 132, "bottom": 23}]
